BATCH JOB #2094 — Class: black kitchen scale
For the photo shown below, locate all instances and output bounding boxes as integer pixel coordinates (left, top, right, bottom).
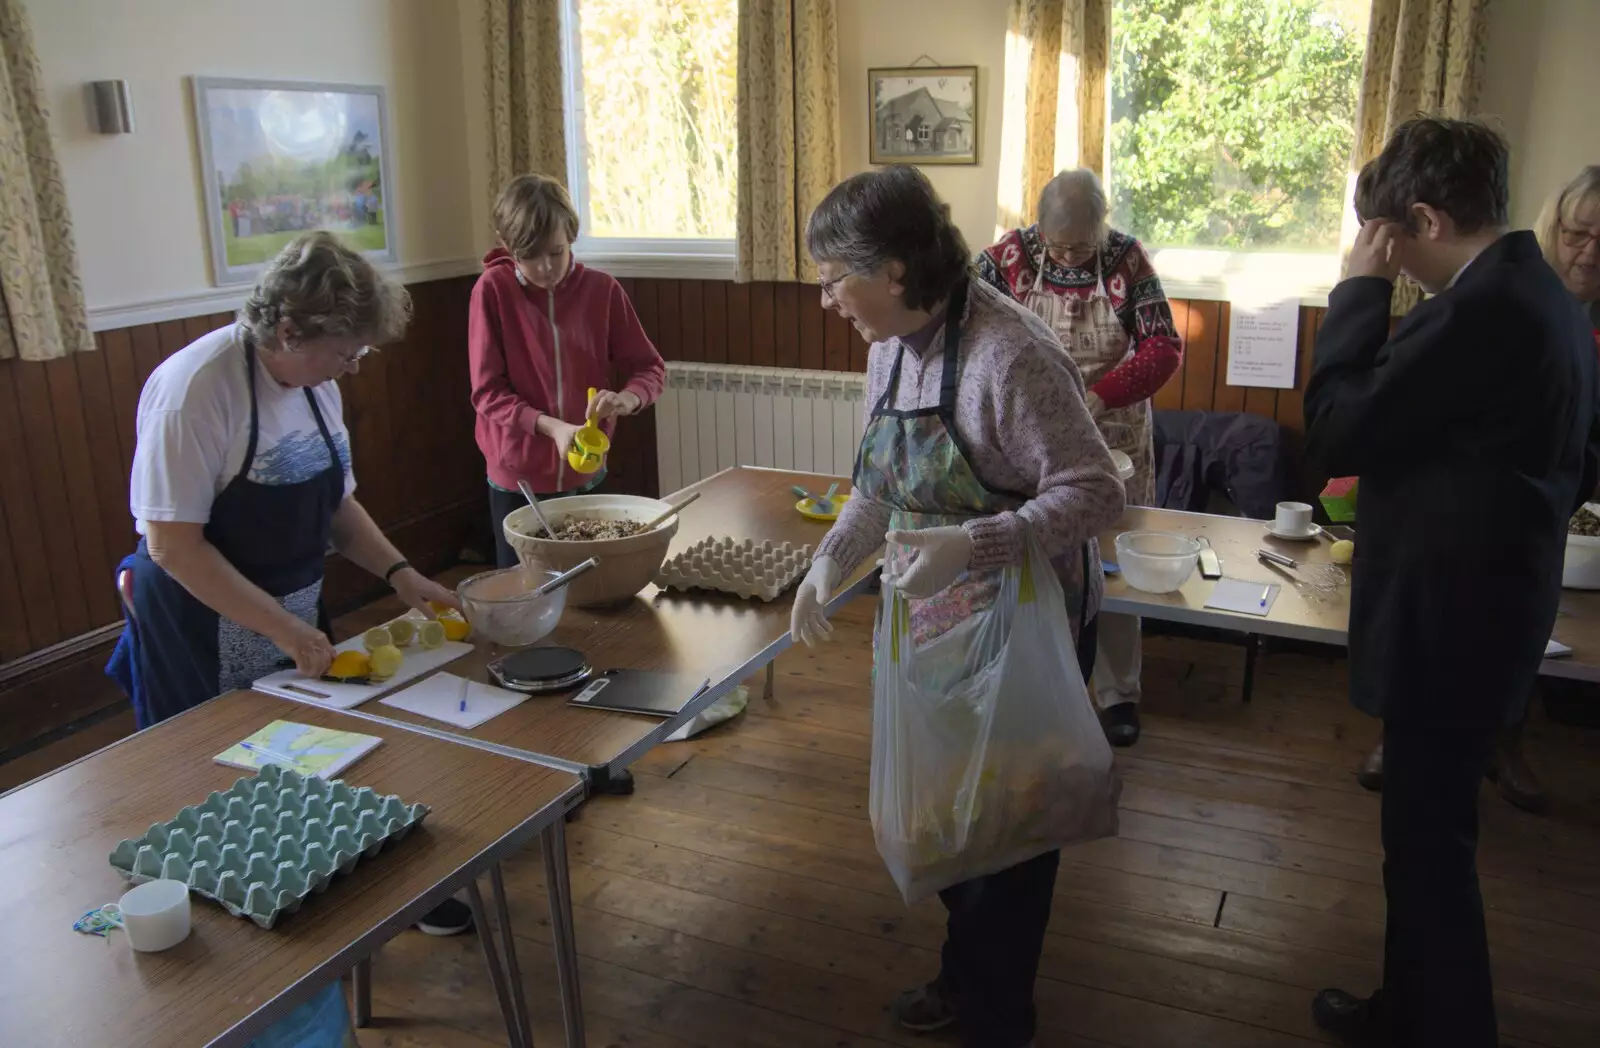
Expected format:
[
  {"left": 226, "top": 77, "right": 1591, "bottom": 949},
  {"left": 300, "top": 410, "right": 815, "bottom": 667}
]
[{"left": 487, "top": 646, "right": 593, "bottom": 694}]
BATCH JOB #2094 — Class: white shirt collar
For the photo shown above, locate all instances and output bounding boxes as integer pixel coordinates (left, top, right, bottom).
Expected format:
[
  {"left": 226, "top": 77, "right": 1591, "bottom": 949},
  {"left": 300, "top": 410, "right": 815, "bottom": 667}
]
[{"left": 1445, "top": 244, "right": 1491, "bottom": 289}]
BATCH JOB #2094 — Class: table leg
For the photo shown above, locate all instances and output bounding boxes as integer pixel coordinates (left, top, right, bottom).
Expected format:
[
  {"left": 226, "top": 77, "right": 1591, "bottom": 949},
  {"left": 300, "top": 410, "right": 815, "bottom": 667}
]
[
  {"left": 467, "top": 878, "right": 525, "bottom": 1048},
  {"left": 542, "top": 818, "right": 587, "bottom": 1048},
  {"left": 764, "top": 661, "right": 775, "bottom": 701},
  {"left": 1242, "top": 634, "right": 1260, "bottom": 704},
  {"left": 490, "top": 863, "right": 534, "bottom": 1048},
  {"left": 352, "top": 955, "right": 372, "bottom": 1027}
]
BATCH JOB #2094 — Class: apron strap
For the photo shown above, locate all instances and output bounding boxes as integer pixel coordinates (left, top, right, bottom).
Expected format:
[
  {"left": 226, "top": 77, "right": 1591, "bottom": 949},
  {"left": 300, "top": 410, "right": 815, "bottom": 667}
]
[
  {"left": 237, "top": 336, "right": 263, "bottom": 483},
  {"left": 937, "top": 277, "right": 969, "bottom": 411},
  {"left": 303, "top": 387, "right": 341, "bottom": 467}
]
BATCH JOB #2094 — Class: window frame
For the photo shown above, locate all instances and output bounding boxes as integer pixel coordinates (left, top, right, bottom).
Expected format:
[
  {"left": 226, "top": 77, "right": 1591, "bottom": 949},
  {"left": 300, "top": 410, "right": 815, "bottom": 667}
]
[{"left": 558, "top": 0, "right": 737, "bottom": 280}]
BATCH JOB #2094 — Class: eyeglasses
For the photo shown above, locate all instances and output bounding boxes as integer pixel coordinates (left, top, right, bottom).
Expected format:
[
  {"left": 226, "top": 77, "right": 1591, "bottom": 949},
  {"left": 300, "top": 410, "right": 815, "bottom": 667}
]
[
  {"left": 1559, "top": 224, "right": 1600, "bottom": 251},
  {"left": 1043, "top": 239, "right": 1097, "bottom": 257},
  {"left": 818, "top": 268, "right": 860, "bottom": 302},
  {"left": 335, "top": 345, "right": 374, "bottom": 366}
]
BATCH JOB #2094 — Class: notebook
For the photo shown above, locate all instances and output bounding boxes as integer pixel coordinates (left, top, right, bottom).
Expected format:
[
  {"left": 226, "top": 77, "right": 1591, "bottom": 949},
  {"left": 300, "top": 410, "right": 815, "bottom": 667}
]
[
  {"left": 214, "top": 720, "right": 383, "bottom": 778},
  {"left": 1545, "top": 638, "right": 1573, "bottom": 659},
  {"left": 567, "top": 670, "right": 712, "bottom": 718},
  {"left": 1204, "top": 577, "right": 1280, "bottom": 617},
  {"left": 379, "top": 672, "right": 531, "bottom": 729}
]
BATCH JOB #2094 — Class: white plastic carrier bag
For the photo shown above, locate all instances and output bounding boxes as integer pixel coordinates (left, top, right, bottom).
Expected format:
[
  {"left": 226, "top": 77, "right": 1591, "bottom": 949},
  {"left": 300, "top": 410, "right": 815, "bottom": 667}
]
[{"left": 870, "top": 534, "right": 1120, "bottom": 903}]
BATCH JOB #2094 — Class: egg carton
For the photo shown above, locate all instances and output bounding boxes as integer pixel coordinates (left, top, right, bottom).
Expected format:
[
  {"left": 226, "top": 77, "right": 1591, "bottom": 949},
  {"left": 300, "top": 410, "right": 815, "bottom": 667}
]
[
  {"left": 108, "top": 763, "right": 430, "bottom": 929},
  {"left": 656, "top": 537, "right": 814, "bottom": 602}
]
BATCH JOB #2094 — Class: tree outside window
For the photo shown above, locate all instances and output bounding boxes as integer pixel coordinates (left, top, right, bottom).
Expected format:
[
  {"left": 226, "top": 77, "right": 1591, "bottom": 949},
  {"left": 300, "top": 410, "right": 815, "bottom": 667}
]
[{"left": 1109, "top": 0, "right": 1369, "bottom": 253}]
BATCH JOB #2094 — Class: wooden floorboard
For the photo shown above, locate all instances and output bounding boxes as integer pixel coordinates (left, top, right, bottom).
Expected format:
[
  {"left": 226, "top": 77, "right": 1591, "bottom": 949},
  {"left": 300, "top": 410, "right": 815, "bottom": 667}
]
[{"left": 6, "top": 577, "right": 1600, "bottom": 1045}]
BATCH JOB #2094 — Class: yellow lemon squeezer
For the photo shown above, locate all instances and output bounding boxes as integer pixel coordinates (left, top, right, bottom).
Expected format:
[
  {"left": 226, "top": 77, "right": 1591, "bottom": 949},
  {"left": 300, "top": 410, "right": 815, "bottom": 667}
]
[{"left": 567, "top": 387, "right": 611, "bottom": 474}]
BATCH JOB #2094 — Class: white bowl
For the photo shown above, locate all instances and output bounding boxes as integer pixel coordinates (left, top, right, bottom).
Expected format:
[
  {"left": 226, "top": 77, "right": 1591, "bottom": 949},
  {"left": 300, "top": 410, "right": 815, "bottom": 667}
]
[
  {"left": 457, "top": 566, "right": 568, "bottom": 647},
  {"left": 1114, "top": 531, "right": 1200, "bottom": 594},
  {"left": 504, "top": 494, "right": 679, "bottom": 607}
]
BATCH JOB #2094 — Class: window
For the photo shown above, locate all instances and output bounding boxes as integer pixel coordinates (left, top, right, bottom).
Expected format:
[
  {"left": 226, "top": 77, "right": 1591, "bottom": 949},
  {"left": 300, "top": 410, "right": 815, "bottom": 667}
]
[
  {"left": 562, "top": 0, "right": 738, "bottom": 266},
  {"left": 1108, "top": 0, "right": 1370, "bottom": 297}
]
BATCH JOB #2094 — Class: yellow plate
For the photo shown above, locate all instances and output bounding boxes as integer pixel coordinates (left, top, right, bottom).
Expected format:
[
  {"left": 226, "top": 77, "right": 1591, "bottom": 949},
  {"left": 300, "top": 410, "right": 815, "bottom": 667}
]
[{"left": 796, "top": 494, "right": 851, "bottom": 522}]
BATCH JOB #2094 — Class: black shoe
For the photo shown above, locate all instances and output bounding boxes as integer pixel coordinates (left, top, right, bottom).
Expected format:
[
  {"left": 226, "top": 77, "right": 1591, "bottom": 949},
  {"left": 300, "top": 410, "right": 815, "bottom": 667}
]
[
  {"left": 1312, "top": 989, "right": 1393, "bottom": 1045},
  {"left": 890, "top": 981, "right": 957, "bottom": 1033},
  {"left": 1103, "top": 702, "right": 1141, "bottom": 747},
  {"left": 416, "top": 897, "right": 474, "bottom": 936}
]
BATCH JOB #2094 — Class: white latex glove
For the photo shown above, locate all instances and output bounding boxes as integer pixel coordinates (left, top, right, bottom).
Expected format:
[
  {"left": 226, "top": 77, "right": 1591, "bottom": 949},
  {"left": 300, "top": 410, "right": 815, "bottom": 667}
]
[
  {"left": 790, "top": 555, "right": 841, "bottom": 648},
  {"left": 885, "top": 526, "right": 974, "bottom": 599}
]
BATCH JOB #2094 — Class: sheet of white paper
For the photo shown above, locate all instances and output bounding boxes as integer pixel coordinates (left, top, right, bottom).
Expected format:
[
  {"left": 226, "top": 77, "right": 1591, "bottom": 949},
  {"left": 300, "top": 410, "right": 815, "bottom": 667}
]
[
  {"left": 1205, "top": 577, "right": 1280, "bottom": 617},
  {"left": 1225, "top": 296, "right": 1300, "bottom": 389},
  {"left": 379, "top": 672, "right": 530, "bottom": 728},
  {"left": 1545, "top": 638, "right": 1573, "bottom": 658},
  {"left": 252, "top": 639, "right": 473, "bottom": 709}
]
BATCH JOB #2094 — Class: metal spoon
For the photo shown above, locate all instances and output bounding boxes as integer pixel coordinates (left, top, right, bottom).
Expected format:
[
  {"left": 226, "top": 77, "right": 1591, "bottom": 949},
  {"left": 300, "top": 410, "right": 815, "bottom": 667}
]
[
  {"left": 534, "top": 557, "right": 599, "bottom": 597},
  {"left": 516, "top": 479, "right": 557, "bottom": 538}
]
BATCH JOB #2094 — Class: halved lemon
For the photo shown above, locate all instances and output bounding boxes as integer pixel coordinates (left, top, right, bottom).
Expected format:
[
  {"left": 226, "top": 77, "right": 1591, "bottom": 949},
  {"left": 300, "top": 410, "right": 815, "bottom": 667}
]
[
  {"left": 417, "top": 620, "right": 446, "bottom": 650},
  {"left": 362, "top": 626, "right": 393, "bottom": 653},
  {"left": 386, "top": 618, "right": 417, "bottom": 647},
  {"left": 369, "top": 644, "right": 404, "bottom": 680},
  {"left": 327, "top": 650, "right": 372, "bottom": 680},
  {"left": 439, "top": 614, "right": 471, "bottom": 642}
]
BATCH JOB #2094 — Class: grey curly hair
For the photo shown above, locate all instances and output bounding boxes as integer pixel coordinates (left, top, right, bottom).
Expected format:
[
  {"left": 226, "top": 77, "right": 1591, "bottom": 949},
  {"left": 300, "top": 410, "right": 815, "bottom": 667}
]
[{"left": 238, "top": 231, "right": 412, "bottom": 349}]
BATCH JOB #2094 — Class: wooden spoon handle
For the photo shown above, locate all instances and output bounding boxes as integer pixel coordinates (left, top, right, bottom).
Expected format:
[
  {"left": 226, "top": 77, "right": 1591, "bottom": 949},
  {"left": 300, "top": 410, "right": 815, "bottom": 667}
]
[{"left": 644, "top": 490, "right": 702, "bottom": 530}]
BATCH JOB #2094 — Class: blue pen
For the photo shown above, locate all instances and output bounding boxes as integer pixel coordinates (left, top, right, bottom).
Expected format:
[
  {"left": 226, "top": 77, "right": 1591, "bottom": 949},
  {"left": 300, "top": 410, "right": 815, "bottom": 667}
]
[
  {"left": 457, "top": 675, "right": 470, "bottom": 714},
  {"left": 240, "top": 741, "right": 309, "bottom": 768}
]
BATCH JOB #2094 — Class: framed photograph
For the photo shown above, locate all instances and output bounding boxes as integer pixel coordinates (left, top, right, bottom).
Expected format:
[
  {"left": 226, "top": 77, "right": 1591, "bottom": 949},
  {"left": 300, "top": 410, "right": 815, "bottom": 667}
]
[
  {"left": 869, "top": 66, "right": 979, "bottom": 166},
  {"left": 192, "top": 77, "right": 397, "bottom": 286}
]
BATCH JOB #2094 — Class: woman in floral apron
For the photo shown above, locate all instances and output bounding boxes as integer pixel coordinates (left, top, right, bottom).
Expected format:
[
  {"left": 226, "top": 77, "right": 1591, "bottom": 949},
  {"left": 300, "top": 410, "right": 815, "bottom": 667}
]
[
  {"left": 979, "top": 168, "right": 1184, "bottom": 747},
  {"left": 791, "top": 166, "right": 1125, "bottom": 1048}
]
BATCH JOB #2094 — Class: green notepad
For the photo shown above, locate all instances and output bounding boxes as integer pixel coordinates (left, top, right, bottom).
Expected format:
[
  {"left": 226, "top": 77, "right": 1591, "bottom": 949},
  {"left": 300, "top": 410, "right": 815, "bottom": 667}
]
[{"left": 215, "top": 720, "right": 383, "bottom": 779}]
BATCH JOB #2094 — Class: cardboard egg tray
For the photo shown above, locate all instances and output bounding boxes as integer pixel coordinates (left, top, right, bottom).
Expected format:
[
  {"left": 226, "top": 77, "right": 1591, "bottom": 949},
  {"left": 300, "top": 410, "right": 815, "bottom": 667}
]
[
  {"left": 108, "top": 763, "right": 430, "bottom": 929},
  {"left": 657, "top": 537, "right": 814, "bottom": 602}
]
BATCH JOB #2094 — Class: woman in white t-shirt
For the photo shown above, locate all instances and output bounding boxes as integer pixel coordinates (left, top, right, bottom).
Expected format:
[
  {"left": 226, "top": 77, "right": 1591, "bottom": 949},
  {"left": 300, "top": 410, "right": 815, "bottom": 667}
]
[{"left": 111, "top": 234, "right": 471, "bottom": 953}]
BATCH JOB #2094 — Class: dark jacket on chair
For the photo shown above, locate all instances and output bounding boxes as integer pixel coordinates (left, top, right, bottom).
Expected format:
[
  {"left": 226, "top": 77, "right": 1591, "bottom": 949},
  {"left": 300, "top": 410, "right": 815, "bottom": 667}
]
[{"left": 1304, "top": 231, "right": 1600, "bottom": 729}]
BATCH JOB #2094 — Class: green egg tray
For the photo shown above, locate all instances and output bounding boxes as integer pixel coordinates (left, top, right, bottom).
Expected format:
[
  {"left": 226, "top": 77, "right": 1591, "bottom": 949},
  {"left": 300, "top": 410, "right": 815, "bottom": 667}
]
[{"left": 108, "top": 763, "right": 430, "bottom": 929}]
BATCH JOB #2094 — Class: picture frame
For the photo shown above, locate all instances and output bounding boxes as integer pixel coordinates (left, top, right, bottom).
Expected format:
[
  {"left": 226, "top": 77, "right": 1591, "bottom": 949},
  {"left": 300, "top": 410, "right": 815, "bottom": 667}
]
[
  {"left": 191, "top": 77, "right": 397, "bottom": 286},
  {"left": 868, "top": 66, "right": 979, "bottom": 166}
]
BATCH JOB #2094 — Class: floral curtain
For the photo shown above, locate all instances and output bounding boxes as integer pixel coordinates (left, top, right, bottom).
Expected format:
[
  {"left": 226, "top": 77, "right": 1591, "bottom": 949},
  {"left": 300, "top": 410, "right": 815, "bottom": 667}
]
[
  {"left": 994, "top": 0, "right": 1110, "bottom": 238},
  {"left": 735, "top": 0, "right": 839, "bottom": 283},
  {"left": 0, "top": 0, "right": 93, "bottom": 362},
  {"left": 1348, "top": 0, "right": 1491, "bottom": 313},
  {"left": 484, "top": 0, "right": 568, "bottom": 206}
]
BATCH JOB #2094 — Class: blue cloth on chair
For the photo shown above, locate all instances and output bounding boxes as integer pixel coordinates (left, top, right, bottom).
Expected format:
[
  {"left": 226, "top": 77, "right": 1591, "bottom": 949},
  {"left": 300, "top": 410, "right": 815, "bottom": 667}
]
[{"left": 105, "top": 554, "right": 150, "bottom": 729}]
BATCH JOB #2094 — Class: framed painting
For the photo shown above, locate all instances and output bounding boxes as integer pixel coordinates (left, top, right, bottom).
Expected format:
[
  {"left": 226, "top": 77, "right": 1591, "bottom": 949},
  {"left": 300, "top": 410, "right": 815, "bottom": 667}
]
[
  {"left": 192, "top": 77, "right": 397, "bottom": 285},
  {"left": 868, "top": 66, "right": 979, "bottom": 166}
]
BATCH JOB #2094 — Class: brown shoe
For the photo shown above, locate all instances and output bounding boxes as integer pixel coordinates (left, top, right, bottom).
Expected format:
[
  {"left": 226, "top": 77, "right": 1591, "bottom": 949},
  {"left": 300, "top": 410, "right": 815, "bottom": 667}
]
[
  {"left": 1486, "top": 738, "right": 1546, "bottom": 814},
  {"left": 1356, "top": 741, "right": 1383, "bottom": 792}
]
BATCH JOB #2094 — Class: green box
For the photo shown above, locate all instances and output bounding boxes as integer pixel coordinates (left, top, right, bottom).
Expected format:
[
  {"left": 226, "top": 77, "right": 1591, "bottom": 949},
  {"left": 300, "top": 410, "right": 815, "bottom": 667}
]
[{"left": 1320, "top": 477, "right": 1358, "bottom": 523}]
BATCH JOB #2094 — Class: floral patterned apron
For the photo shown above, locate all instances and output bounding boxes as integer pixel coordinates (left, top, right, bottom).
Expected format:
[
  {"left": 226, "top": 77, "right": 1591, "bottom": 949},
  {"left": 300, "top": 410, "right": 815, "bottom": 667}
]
[
  {"left": 1024, "top": 252, "right": 1155, "bottom": 506},
  {"left": 853, "top": 279, "right": 1089, "bottom": 652}
]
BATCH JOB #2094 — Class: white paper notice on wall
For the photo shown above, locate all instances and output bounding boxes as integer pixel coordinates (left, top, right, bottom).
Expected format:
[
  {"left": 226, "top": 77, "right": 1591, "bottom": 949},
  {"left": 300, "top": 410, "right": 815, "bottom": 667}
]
[{"left": 1225, "top": 296, "right": 1301, "bottom": 389}]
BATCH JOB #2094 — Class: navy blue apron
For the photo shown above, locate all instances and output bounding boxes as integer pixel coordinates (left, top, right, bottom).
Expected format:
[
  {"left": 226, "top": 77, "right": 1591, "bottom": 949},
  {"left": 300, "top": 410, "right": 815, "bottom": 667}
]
[{"left": 113, "top": 336, "right": 345, "bottom": 728}]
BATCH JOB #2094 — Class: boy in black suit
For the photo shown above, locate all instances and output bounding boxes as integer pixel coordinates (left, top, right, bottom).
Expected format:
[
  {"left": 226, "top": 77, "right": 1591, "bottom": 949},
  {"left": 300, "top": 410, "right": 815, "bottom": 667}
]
[{"left": 1304, "top": 118, "right": 1600, "bottom": 1047}]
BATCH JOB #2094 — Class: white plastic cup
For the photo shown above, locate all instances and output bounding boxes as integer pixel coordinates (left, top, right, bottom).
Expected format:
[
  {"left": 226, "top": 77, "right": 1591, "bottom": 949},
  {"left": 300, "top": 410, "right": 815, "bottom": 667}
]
[
  {"left": 1274, "top": 502, "right": 1315, "bottom": 536},
  {"left": 106, "top": 879, "right": 191, "bottom": 952}
]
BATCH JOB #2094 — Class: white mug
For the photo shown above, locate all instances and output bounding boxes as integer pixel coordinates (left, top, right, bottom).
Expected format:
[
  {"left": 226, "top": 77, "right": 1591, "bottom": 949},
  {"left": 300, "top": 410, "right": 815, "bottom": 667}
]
[
  {"left": 105, "top": 879, "right": 191, "bottom": 952},
  {"left": 1273, "top": 502, "right": 1315, "bottom": 537}
]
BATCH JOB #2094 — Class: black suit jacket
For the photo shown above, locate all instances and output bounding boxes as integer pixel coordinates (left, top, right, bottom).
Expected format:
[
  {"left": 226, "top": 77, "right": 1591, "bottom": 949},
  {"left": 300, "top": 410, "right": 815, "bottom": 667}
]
[{"left": 1304, "top": 231, "right": 1600, "bottom": 728}]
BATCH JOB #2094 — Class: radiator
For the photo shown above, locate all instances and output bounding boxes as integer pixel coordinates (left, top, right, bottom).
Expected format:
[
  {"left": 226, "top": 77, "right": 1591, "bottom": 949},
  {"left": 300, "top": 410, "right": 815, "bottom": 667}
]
[{"left": 655, "top": 362, "right": 867, "bottom": 492}]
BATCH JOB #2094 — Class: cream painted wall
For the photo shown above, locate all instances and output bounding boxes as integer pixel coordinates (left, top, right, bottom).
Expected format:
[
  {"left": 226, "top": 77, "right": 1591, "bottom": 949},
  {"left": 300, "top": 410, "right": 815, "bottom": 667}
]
[
  {"left": 836, "top": 0, "right": 1010, "bottom": 254},
  {"left": 1479, "top": 0, "right": 1600, "bottom": 230},
  {"left": 25, "top": 0, "right": 475, "bottom": 314}
]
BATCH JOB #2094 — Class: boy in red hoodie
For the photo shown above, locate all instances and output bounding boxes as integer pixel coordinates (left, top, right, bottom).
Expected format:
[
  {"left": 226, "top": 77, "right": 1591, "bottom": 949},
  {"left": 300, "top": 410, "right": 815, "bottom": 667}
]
[{"left": 470, "top": 175, "right": 666, "bottom": 567}]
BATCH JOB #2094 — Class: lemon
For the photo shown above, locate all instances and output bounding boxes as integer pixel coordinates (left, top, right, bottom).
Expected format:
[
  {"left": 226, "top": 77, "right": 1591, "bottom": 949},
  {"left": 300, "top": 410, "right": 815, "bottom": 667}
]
[
  {"left": 1330, "top": 539, "right": 1355, "bottom": 565},
  {"left": 386, "top": 618, "right": 417, "bottom": 647},
  {"left": 362, "top": 626, "right": 393, "bottom": 653},
  {"left": 417, "top": 620, "right": 446, "bottom": 650},
  {"left": 440, "top": 614, "right": 471, "bottom": 642},
  {"left": 368, "top": 644, "right": 404, "bottom": 680},
  {"left": 327, "top": 650, "right": 372, "bottom": 680}
]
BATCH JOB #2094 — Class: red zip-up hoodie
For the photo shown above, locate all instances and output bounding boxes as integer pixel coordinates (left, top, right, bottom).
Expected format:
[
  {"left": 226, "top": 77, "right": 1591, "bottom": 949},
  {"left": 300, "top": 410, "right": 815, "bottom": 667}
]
[{"left": 468, "top": 248, "right": 665, "bottom": 492}]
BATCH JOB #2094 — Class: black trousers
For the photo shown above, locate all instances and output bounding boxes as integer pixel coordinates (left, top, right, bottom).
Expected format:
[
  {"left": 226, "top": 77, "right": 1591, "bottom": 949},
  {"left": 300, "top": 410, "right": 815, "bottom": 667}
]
[
  {"left": 1379, "top": 719, "right": 1499, "bottom": 1048},
  {"left": 488, "top": 476, "right": 604, "bottom": 569},
  {"left": 934, "top": 614, "right": 1099, "bottom": 1048}
]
